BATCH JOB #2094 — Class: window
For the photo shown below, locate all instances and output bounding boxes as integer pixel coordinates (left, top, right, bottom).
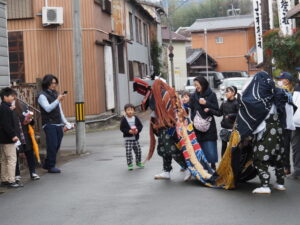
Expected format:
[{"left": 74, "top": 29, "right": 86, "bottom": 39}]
[
  {"left": 117, "top": 43, "right": 125, "bottom": 74},
  {"left": 7, "top": 0, "right": 33, "bottom": 19},
  {"left": 215, "top": 37, "right": 224, "bottom": 44},
  {"left": 135, "top": 17, "right": 143, "bottom": 43},
  {"left": 129, "top": 13, "right": 134, "bottom": 40},
  {"left": 143, "top": 23, "right": 148, "bottom": 46},
  {"left": 8, "top": 32, "right": 25, "bottom": 83},
  {"left": 128, "top": 61, "right": 134, "bottom": 81},
  {"left": 138, "top": 63, "right": 143, "bottom": 76},
  {"left": 135, "top": 16, "right": 139, "bottom": 43},
  {"left": 138, "top": 19, "right": 142, "bottom": 43}
]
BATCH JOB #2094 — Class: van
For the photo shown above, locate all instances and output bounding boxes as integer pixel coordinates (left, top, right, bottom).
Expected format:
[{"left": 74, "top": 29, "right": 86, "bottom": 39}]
[{"left": 197, "top": 71, "right": 224, "bottom": 88}]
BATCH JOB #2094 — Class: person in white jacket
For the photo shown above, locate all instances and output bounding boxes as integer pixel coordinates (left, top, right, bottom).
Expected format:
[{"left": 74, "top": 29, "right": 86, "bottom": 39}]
[{"left": 292, "top": 81, "right": 300, "bottom": 179}]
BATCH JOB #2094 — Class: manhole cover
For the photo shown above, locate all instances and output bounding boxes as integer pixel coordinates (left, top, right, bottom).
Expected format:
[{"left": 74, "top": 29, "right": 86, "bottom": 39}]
[{"left": 96, "top": 159, "right": 112, "bottom": 161}]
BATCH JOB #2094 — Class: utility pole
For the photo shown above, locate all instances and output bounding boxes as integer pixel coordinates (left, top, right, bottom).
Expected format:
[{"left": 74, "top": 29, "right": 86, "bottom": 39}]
[
  {"left": 204, "top": 28, "right": 208, "bottom": 80},
  {"left": 73, "top": 0, "right": 86, "bottom": 154}
]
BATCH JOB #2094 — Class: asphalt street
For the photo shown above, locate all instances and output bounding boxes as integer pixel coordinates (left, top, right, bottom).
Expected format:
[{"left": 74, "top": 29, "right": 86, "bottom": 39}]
[{"left": 0, "top": 115, "right": 300, "bottom": 225}]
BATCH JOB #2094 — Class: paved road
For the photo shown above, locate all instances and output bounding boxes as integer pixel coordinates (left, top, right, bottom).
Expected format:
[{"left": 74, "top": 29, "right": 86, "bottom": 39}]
[{"left": 0, "top": 117, "right": 300, "bottom": 225}]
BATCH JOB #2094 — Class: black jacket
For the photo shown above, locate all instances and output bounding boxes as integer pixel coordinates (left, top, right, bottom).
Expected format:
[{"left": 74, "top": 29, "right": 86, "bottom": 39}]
[
  {"left": 39, "top": 90, "right": 62, "bottom": 126},
  {"left": 14, "top": 102, "right": 35, "bottom": 152},
  {"left": 0, "top": 102, "right": 17, "bottom": 144},
  {"left": 120, "top": 116, "right": 143, "bottom": 141},
  {"left": 190, "top": 88, "right": 219, "bottom": 142},
  {"left": 209, "top": 98, "right": 239, "bottom": 129}
]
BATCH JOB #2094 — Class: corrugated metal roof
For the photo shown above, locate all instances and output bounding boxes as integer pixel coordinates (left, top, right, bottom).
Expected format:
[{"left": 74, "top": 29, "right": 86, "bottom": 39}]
[
  {"left": 175, "top": 27, "right": 192, "bottom": 38},
  {"left": 186, "top": 48, "right": 204, "bottom": 64},
  {"left": 189, "top": 15, "right": 254, "bottom": 32},
  {"left": 186, "top": 47, "right": 217, "bottom": 65},
  {"left": 162, "top": 27, "right": 189, "bottom": 41}
]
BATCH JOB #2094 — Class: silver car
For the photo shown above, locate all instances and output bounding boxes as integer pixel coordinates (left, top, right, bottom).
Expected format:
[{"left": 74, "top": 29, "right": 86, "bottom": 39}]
[
  {"left": 184, "top": 77, "right": 196, "bottom": 93},
  {"left": 219, "top": 77, "right": 253, "bottom": 100}
]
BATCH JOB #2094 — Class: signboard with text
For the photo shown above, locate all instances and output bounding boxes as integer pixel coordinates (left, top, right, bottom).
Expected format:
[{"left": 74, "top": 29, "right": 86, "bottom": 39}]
[
  {"left": 277, "top": 0, "right": 293, "bottom": 36},
  {"left": 253, "top": 0, "right": 264, "bottom": 64}
]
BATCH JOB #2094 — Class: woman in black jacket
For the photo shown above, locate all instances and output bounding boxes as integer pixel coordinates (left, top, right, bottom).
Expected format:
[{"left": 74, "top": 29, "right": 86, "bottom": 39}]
[
  {"left": 190, "top": 76, "right": 219, "bottom": 169},
  {"left": 205, "top": 86, "right": 239, "bottom": 156}
]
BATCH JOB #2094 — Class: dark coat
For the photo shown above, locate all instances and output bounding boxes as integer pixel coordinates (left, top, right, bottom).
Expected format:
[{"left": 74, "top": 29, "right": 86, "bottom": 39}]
[
  {"left": 0, "top": 102, "right": 17, "bottom": 144},
  {"left": 190, "top": 87, "right": 219, "bottom": 142},
  {"left": 209, "top": 98, "right": 239, "bottom": 129},
  {"left": 13, "top": 103, "right": 34, "bottom": 152},
  {"left": 120, "top": 116, "right": 143, "bottom": 141}
]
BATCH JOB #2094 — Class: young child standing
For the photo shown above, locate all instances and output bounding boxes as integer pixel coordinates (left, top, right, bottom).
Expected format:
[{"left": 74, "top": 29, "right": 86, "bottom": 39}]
[
  {"left": 120, "top": 104, "right": 144, "bottom": 170},
  {"left": 0, "top": 87, "right": 21, "bottom": 188},
  {"left": 181, "top": 91, "right": 191, "bottom": 117}
]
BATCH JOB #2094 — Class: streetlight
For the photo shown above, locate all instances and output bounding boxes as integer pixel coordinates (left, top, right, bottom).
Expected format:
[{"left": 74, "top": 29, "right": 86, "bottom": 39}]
[
  {"left": 168, "top": 26, "right": 175, "bottom": 88},
  {"left": 156, "top": 7, "right": 175, "bottom": 88}
]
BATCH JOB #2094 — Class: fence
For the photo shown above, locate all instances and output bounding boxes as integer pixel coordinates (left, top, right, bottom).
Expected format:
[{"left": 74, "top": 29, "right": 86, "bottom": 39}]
[{"left": 12, "top": 83, "right": 42, "bottom": 136}]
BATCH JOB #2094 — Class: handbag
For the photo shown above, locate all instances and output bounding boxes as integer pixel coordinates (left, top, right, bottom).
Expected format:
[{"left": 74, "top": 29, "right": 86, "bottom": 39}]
[
  {"left": 219, "top": 128, "right": 232, "bottom": 142},
  {"left": 193, "top": 111, "right": 212, "bottom": 132}
]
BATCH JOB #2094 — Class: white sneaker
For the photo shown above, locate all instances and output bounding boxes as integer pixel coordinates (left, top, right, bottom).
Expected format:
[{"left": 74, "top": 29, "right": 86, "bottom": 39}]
[
  {"left": 154, "top": 171, "right": 171, "bottom": 180},
  {"left": 31, "top": 173, "right": 40, "bottom": 181},
  {"left": 252, "top": 187, "right": 271, "bottom": 194},
  {"left": 184, "top": 170, "right": 192, "bottom": 181},
  {"left": 15, "top": 176, "right": 21, "bottom": 182},
  {"left": 274, "top": 183, "right": 286, "bottom": 191}
]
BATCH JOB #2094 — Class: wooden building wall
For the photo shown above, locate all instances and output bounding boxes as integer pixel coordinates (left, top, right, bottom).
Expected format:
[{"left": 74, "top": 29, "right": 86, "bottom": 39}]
[
  {"left": 191, "top": 28, "right": 256, "bottom": 73},
  {"left": 7, "top": 0, "right": 112, "bottom": 117}
]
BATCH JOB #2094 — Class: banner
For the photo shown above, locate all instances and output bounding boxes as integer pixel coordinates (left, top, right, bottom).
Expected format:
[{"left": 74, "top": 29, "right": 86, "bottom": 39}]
[
  {"left": 269, "top": 0, "right": 274, "bottom": 29},
  {"left": 253, "top": 0, "right": 264, "bottom": 64},
  {"left": 277, "top": 0, "right": 293, "bottom": 36}
]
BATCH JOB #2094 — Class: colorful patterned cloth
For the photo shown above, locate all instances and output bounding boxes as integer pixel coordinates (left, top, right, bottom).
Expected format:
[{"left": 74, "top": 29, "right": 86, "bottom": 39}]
[{"left": 175, "top": 117, "right": 217, "bottom": 186}]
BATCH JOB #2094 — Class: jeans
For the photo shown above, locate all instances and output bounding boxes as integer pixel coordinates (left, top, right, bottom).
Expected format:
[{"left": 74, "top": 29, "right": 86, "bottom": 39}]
[
  {"left": 199, "top": 141, "right": 218, "bottom": 164},
  {"left": 43, "top": 125, "right": 64, "bottom": 169}
]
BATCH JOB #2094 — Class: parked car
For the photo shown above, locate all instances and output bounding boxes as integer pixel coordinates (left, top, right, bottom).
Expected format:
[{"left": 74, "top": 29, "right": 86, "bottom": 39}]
[
  {"left": 219, "top": 77, "right": 253, "bottom": 100},
  {"left": 197, "top": 71, "right": 224, "bottom": 88},
  {"left": 221, "top": 71, "right": 249, "bottom": 78},
  {"left": 184, "top": 77, "right": 196, "bottom": 93}
]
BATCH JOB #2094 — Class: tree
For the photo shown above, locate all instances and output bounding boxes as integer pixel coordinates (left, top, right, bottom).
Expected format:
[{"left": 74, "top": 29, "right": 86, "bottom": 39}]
[
  {"left": 151, "top": 39, "right": 162, "bottom": 76},
  {"left": 168, "top": 0, "right": 253, "bottom": 30},
  {"left": 264, "top": 30, "right": 300, "bottom": 76}
]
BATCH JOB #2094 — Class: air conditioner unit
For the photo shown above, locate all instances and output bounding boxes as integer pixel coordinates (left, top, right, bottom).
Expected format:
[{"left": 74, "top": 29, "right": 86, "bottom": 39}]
[{"left": 42, "top": 7, "right": 63, "bottom": 26}]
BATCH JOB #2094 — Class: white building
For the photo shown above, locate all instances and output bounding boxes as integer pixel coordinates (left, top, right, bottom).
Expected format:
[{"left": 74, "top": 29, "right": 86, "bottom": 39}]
[{"left": 162, "top": 27, "right": 190, "bottom": 90}]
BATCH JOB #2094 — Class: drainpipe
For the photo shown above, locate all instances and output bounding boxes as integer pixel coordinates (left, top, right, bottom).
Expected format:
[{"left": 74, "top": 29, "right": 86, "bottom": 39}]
[
  {"left": 111, "top": 35, "right": 121, "bottom": 116},
  {"left": 45, "top": 0, "right": 48, "bottom": 7}
]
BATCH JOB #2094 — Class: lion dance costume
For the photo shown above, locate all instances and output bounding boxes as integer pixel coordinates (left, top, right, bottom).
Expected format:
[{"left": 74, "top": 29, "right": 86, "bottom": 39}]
[{"left": 133, "top": 77, "right": 269, "bottom": 189}]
